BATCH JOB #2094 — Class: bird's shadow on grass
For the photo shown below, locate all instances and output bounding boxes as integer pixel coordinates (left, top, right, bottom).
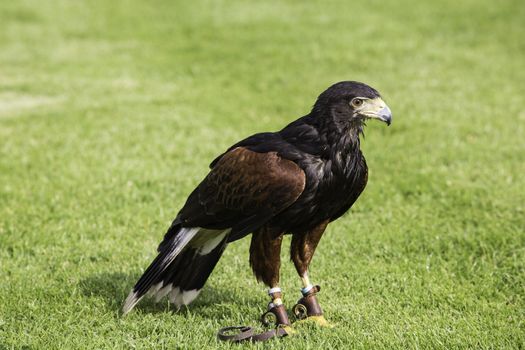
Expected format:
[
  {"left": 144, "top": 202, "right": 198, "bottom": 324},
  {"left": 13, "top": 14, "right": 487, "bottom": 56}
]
[{"left": 79, "top": 272, "right": 261, "bottom": 319}]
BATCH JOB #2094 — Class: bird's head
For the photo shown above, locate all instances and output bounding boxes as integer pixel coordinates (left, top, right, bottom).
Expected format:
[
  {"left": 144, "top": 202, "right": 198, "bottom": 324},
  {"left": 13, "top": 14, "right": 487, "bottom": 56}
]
[{"left": 313, "top": 81, "right": 392, "bottom": 127}]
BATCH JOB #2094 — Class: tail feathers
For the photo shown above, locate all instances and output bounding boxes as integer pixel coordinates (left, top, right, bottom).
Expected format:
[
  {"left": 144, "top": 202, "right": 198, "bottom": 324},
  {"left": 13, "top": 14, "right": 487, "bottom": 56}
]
[
  {"left": 155, "top": 241, "right": 226, "bottom": 307},
  {"left": 122, "top": 227, "right": 229, "bottom": 315},
  {"left": 122, "top": 227, "right": 199, "bottom": 315},
  {"left": 157, "top": 217, "right": 183, "bottom": 253}
]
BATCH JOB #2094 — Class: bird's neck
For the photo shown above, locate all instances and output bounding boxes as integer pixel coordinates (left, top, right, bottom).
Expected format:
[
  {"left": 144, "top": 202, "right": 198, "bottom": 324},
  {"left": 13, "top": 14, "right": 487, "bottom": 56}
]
[
  {"left": 307, "top": 113, "right": 363, "bottom": 159},
  {"left": 329, "top": 121, "right": 361, "bottom": 150},
  {"left": 326, "top": 125, "right": 363, "bottom": 176}
]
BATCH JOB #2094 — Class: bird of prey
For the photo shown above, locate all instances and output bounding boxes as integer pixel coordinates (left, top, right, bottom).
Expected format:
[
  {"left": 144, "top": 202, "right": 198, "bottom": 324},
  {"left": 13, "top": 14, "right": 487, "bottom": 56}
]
[{"left": 123, "top": 81, "right": 392, "bottom": 328}]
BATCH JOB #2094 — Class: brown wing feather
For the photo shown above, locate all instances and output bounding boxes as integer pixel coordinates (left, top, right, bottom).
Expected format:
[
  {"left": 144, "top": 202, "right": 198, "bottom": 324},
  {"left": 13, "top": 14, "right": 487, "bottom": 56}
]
[{"left": 178, "top": 147, "right": 305, "bottom": 238}]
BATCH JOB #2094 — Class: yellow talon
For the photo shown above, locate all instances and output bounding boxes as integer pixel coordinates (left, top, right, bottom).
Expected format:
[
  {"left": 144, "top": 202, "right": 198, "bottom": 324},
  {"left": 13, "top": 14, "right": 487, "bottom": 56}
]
[
  {"left": 296, "top": 315, "right": 334, "bottom": 328},
  {"left": 282, "top": 325, "right": 297, "bottom": 335}
]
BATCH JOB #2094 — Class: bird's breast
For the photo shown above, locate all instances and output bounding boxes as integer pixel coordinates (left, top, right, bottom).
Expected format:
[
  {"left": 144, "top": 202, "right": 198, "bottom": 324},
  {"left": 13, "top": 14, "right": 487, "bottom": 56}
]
[{"left": 271, "top": 152, "right": 367, "bottom": 232}]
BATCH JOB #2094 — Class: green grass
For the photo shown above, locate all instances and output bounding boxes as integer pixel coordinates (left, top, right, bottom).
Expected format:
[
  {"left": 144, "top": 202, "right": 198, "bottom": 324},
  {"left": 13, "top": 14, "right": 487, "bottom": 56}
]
[{"left": 1, "top": 0, "right": 524, "bottom": 348}]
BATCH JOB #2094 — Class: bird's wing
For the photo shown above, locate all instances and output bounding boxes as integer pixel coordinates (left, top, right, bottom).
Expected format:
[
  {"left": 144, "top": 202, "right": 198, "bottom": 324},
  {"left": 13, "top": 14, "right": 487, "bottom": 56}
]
[
  {"left": 178, "top": 146, "right": 306, "bottom": 241},
  {"left": 123, "top": 147, "right": 305, "bottom": 313}
]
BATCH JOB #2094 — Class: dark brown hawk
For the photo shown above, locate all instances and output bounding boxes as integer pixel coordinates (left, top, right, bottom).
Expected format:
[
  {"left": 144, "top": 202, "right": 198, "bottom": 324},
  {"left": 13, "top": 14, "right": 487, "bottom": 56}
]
[{"left": 123, "top": 81, "right": 392, "bottom": 326}]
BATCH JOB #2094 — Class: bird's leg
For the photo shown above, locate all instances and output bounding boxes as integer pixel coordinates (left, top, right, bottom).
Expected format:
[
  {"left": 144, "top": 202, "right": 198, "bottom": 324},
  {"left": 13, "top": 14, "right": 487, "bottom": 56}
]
[
  {"left": 290, "top": 220, "right": 332, "bottom": 327},
  {"left": 300, "top": 272, "right": 314, "bottom": 295},
  {"left": 268, "top": 286, "right": 283, "bottom": 308},
  {"left": 260, "top": 286, "right": 291, "bottom": 328},
  {"left": 293, "top": 270, "right": 329, "bottom": 326},
  {"left": 250, "top": 228, "right": 291, "bottom": 328}
]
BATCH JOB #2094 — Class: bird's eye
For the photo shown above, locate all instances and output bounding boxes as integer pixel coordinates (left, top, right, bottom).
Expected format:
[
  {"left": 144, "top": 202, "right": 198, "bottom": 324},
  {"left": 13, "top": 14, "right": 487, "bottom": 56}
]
[{"left": 351, "top": 98, "right": 363, "bottom": 108}]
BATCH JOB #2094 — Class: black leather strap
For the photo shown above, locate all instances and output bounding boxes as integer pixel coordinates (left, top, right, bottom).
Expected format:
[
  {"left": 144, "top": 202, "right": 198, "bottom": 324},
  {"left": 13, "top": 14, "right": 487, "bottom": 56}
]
[{"left": 217, "top": 325, "right": 289, "bottom": 343}]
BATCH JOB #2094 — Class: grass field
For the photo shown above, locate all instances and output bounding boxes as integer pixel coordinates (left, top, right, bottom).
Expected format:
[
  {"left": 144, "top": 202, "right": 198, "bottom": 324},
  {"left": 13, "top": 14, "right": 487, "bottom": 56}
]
[{"left": 1, "top": 0, "right": 524, "bottom": 348}]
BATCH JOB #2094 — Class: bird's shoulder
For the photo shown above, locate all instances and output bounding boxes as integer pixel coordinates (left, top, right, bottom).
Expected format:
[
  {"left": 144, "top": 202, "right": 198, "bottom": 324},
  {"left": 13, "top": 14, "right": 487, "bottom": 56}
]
[
  {"left": 208, "top": 147, "right": 306, "bottom": 203},
  {"left": 210, "top": 115, "right": 325, "bottom": 169},
  {"left": 209, "top": 132, "right": 283, "bottom": 168},
  {"left": 178, "top": 146, "right": 306, "bottom": 237}
]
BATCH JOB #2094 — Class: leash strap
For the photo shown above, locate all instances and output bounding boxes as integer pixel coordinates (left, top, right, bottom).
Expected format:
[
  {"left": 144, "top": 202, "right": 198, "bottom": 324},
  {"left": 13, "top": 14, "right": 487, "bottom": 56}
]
[{"left": 217, "top": 325, "right": 288, "bottom": 343}]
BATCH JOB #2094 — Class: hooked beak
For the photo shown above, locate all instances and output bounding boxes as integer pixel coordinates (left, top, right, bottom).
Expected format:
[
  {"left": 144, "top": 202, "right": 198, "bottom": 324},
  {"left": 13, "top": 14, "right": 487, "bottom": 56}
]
[
  {"left": 377, "top": 105, "right": 392, "bottom": 126},
  {"left": 356, "top": 97, "right": 393, "bottom": 126}
]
